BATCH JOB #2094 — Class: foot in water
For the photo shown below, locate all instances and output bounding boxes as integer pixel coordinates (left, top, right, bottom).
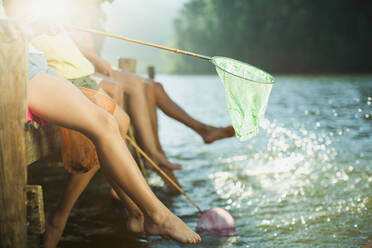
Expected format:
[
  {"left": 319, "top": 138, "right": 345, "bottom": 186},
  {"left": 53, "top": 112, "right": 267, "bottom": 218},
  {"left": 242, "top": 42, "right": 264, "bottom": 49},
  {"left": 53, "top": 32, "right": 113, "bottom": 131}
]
[
  {"left": 144, "top": 161, "right": 182, "bottom": 194},
  {"left": 44, "top": 212, "right": 67, "bottom": 248},
  {"left": 159, "top": 166, "right": 182, "bottom": 194},
  {"left": 144, "top": 208, "right": 201, "bottom": 244},
  {"left": 149, "top": 151, "right": 182, "bottom": 170},
  {"left": 201, "top": 125, "right": 235, "bottom": 144}
]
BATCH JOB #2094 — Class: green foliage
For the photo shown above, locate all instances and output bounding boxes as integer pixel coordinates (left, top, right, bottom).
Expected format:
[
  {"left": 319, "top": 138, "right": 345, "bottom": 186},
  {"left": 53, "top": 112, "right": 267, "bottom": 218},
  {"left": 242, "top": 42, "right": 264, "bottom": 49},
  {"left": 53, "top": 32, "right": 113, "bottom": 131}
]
[{"left": 169, "top": 0, "right": 372, "bottom": 74}]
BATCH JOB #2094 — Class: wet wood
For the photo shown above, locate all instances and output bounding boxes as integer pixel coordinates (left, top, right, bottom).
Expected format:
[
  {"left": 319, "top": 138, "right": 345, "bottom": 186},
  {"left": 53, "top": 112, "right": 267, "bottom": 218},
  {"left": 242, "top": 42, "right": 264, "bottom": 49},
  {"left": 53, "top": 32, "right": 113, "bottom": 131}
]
[
  {"left": 0, "top": 39, "right": 28, "bottom": 248},
  {"left": 147, "top": 66, "right": 155, "bottom": 80},
  {"left": 25, "top": 125, "right": 61, "bottom": 166},
  {"left": 118, "top": 58, "right": 136, "bottom": 73},
  {"left": 26, "top": 185, "right": 45, "bottom": 248}
]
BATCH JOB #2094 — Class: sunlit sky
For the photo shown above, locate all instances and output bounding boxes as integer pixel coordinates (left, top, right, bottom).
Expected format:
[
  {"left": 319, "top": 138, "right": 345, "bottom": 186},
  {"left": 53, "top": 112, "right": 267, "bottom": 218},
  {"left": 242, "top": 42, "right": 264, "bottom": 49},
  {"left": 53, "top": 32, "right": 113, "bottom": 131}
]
[{"left": 101, "top": 0, "right": 189, "bottom": 73}]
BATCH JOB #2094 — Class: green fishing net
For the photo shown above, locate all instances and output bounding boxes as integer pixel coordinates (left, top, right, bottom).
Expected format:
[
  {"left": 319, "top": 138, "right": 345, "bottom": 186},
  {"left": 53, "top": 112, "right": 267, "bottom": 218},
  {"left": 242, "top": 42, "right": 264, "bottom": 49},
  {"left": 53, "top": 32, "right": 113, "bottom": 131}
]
[{"left": 211, "top": 56, "right": 275, "bottom": 141}]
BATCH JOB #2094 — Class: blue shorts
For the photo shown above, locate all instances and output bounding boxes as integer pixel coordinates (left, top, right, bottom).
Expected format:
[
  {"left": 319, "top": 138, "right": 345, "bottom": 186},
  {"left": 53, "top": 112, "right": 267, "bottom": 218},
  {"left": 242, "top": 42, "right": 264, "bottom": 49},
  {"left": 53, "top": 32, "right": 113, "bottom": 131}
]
[{"left": 28, "top": 54, "right": 56, "bottom": 81}]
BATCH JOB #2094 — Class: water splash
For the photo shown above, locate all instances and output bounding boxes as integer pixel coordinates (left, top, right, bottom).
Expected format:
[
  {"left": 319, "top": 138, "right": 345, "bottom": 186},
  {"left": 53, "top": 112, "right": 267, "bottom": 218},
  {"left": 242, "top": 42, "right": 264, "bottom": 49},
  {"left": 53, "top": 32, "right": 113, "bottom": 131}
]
[{"left": 209, "top": 117, "right": 370, "bottom": 246}]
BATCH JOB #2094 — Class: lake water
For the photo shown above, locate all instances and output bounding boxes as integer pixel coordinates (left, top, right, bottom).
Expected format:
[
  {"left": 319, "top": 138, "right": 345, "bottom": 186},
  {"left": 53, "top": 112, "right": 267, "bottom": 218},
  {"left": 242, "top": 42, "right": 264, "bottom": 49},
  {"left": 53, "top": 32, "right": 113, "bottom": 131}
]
[{"left": 29, "top": 75, "right": 372, "bottom": 248}]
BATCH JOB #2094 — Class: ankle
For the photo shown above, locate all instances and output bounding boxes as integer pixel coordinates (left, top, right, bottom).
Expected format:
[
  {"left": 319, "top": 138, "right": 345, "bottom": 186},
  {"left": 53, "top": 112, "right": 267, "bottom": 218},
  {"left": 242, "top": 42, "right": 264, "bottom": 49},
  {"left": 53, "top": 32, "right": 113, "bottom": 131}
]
[
  {"left": 146, "top": 210, "right": 167, "bottom": 225},
  {"left": 198, "top": 125, "right": 215, "bottom": 138},
  {"left": 149, "top": 151, "right": 167, "bottom": 163},
  {"left": 128, "top": 209, "right": 144, "bottom": 219}
]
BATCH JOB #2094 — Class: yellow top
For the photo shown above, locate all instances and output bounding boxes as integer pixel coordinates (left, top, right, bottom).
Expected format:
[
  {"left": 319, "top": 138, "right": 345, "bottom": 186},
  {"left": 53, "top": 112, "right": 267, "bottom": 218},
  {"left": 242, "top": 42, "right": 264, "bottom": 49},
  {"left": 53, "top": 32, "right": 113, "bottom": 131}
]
[{"left": 31, "top": 32, "right": 94, "bottom": 79}]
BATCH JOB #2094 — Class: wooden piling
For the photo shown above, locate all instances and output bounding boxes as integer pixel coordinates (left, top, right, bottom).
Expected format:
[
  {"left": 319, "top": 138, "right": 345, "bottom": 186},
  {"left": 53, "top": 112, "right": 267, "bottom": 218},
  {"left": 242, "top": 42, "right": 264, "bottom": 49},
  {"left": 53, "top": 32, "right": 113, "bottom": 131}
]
[
  {"left": 147, "top": 66, "right": 155, "bottom": 80},
  {"left": 26, "top": 185, "right": 45, "bottom": 248},
  {"left": 118, "top": 58, "right": 136, "bottom": 74},
  {"left": 0, "top": 39, "right": 28, "bottom": 248}
]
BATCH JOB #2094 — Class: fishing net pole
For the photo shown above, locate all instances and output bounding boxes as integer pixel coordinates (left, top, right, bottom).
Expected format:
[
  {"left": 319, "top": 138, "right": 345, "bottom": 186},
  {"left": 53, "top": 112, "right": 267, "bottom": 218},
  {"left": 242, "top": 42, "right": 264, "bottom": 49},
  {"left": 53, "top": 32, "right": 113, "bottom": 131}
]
[{"left": 67, "top": 25, "right": 275, "bottom": 141}]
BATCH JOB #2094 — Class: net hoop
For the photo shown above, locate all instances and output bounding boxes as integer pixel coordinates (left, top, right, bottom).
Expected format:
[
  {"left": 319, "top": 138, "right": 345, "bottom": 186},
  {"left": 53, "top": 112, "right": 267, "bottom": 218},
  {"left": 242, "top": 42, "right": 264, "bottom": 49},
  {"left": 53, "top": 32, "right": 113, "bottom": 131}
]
[{"left": 211, "top": 56, "right": 275, "bottom": 85}]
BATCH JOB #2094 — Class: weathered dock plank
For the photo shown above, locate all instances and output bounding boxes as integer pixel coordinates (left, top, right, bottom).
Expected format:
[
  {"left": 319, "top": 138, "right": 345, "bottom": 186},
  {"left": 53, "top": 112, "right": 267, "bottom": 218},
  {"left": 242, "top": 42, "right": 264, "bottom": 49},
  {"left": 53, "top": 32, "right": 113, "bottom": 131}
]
[
  {"left": 0, "top": 38, "right": 28, "bottom": 248},
  {"left": 25, "top": 125, "right": 61, "bottom": 166},
  {"left": 26, "top": 185, "right": 45, "bottom": 248}
]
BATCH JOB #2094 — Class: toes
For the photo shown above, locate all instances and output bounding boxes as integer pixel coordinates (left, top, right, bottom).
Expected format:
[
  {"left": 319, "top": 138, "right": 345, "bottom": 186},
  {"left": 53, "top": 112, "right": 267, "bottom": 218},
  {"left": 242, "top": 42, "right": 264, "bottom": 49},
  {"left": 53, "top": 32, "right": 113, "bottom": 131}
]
[
  {"left": 187, "top": 234, "right": 201, "bottom": 244},
  {"left": 194, "top": 235, "right": 201, "bottom": 244},
  {"left": 169, "top": 163, "right": 182, "bottom": 170},
  {"left": 195, "top": 234, "right": 201, "bottom": 243},
  {"left": 164, "top": 164, "right": 182, "bottom": 170}
]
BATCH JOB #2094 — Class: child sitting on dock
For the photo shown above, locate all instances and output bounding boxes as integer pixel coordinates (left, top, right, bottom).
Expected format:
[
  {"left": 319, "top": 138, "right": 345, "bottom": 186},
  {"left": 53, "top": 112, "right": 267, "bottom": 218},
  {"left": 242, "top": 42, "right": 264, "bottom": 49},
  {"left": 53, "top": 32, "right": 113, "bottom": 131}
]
[
  {"left": 69, "top": 0, "right": 235, "bottom": 163},
  {"left": 2, "top": 0, "right": 201, "bottom": 246},
  {"left": 29, "top": 29, "right": 187, "bottom": 243},
  {"left": 30, "top": 28, "right": 183, "bottom": 185}
]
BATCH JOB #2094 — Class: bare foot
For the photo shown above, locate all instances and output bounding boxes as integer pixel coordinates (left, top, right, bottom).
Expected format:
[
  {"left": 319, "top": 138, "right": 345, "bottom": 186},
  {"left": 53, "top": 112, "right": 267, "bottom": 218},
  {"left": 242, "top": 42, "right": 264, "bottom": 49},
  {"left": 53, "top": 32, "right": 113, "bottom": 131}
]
[
  {"left": 144, "top": 210, "right": 201, "bottom": 244},
  {"left": 44, "top": 212, "right": 67, "bottom": 248},
  {"left": 150, "top": 152, "right": 182, "bottom": 170},
  {"left": 201, "top": 126, "right": 235, "bottom": 144}
]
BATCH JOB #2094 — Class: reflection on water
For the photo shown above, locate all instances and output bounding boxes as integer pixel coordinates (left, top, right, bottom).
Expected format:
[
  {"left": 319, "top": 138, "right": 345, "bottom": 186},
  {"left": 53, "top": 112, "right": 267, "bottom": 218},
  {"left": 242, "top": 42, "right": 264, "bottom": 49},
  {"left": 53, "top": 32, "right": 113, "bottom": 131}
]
[{"left": 29, "top": 75, "right": 372, "bottom": 248}]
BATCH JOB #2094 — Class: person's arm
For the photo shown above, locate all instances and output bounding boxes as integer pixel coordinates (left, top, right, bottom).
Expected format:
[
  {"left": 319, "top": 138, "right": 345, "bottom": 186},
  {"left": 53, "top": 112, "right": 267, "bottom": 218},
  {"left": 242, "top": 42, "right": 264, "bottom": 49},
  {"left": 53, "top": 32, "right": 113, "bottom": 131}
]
[
  {"left": 70, "top": 28, "right": 113, "bottom": 77},
  {"left": 68, "top": 1, "right": 112, "bottom": 76}
]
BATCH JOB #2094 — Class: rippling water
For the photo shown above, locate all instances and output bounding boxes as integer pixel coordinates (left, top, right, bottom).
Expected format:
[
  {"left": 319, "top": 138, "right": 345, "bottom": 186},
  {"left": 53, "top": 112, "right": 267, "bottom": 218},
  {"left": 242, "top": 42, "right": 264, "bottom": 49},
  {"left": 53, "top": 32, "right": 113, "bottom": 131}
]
[{"left": 29, "top": 75, "right": 372, "bottom": 248}]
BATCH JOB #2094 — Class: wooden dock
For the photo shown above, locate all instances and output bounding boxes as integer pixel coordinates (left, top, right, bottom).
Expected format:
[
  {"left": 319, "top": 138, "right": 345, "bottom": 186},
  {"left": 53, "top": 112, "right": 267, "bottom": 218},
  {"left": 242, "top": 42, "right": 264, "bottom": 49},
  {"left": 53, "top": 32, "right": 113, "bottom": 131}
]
[{"left": 0, "top": 39, "right": 61, "bottom": 248}]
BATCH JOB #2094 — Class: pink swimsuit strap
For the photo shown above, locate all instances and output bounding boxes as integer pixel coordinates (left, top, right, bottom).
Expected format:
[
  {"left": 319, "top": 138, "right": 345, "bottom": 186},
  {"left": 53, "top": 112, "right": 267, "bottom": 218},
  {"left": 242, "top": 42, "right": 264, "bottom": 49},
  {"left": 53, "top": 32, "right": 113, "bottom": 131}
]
[{"left": 27, "top": 108, "right": 46, "bottom": 127}]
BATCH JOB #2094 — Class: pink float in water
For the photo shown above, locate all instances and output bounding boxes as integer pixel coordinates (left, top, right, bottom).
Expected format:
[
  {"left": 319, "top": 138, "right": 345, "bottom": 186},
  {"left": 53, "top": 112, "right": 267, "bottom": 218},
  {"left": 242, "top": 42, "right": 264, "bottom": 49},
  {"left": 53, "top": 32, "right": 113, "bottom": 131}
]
[{"left": 197, "top": 208, "right": 236, "bottom": 236}]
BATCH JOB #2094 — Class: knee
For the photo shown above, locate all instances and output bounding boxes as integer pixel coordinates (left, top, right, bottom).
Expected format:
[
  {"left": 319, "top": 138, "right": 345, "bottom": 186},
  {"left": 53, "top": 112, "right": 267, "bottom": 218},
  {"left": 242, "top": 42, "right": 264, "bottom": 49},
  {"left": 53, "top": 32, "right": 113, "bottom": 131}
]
[
  {"left": 153, "top": 82, "right": 166, "bottom": 97},
  {"left": 93, "top": 109, "right": 120, "bottom": 141},
  {"left": 132, "top": 76, "right": 146, "bottom": 93},
  {"left": 145, "top": 81, "right": 162, "bottom": 93},
  {"left": 120, "top": 110, "right": 131, "bottom": 131},
  {"left": 153, "top": 82, "right": 164, "bottom": 91},
  {"left": 113, "top": 85, "right": 124, "bottom": 105},
  {"left": 112, "top": 83, "right": 124, "bottom": 96},
  {"left": 101, "top": 82, "right": 124, "bottom": 105}
]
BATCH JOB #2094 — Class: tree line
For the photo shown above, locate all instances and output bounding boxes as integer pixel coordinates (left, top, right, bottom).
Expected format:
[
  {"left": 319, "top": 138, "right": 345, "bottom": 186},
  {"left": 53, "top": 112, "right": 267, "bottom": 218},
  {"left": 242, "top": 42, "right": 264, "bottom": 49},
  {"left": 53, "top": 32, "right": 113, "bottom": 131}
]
[{"left": 168, "top": 0, "right": 372, "bottom": 74}]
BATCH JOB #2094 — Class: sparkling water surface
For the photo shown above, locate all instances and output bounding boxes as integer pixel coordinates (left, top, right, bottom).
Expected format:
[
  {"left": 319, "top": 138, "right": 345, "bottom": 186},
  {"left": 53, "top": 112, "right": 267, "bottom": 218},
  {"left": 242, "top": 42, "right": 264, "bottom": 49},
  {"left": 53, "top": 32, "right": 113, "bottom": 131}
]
[{"left": 29, "top": 75, "right": 372, "bottom": 248}]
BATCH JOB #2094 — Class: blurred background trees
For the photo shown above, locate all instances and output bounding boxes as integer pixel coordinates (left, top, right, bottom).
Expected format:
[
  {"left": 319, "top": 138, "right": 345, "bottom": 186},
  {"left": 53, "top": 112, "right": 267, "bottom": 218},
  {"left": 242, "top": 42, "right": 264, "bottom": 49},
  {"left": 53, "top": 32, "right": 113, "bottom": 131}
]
[{"left": 168, "top": 0, "right": 372, "bottom": 74}]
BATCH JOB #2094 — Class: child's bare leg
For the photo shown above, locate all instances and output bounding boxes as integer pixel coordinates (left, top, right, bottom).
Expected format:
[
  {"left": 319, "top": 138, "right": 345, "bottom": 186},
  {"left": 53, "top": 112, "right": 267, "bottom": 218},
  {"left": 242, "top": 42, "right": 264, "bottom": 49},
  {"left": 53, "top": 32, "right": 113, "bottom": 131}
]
[
  {"left": 109, "top": 180, "right": 144, "bottom": 233},
  {"left": 98, "top": 105, "right": 145, "bottom": 234},
  {"left": 28, "top": 73, "right": 201, "bottom": 244},
  {"left": 44, "top": 166, "right": 99, "bottom": 248},
  {"left": 99, "top": 84, "right": 181, "bottom": 192},
  {"left": 99, "top": 79, "right": 124, "bottom": 109},
  {"left": 144, "top": 83, "right": 162, "bottom": 153},
  {"left": 150, "top": 82, "right": 235, "bottom": 143},
  {"left": 144, "top": 83, "right": 182, "bottom": 190},
  {"left": 45, "top": 103, "right": 141, "bottom": 247},
  {"left": 110, "top": 100, "right": 152, "bottom": 214},
  {"left": 96, "top": 72, "right": 181, "bottom": 171}
]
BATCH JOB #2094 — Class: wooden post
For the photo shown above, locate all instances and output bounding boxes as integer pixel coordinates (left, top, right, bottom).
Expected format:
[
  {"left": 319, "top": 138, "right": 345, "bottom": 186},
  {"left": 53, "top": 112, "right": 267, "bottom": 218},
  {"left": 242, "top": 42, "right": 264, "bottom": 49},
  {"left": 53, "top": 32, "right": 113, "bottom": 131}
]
[
  {"left": 26, "top": 185, "right": 45, "bottom": 248},
  {"left": 118, "top": 58, "right": 136, "bottom": 73},
  {"left": 0, "top": 40, "right": 28, "bottom": 247},
  {"left": 147, "top": 66, "right": 155, "bottom": 80}
]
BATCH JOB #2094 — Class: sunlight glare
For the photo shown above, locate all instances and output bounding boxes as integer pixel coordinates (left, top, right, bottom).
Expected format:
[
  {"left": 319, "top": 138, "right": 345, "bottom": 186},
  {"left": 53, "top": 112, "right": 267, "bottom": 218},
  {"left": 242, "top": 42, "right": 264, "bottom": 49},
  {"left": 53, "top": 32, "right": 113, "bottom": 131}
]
[{"left": 28, "top": 0, "right": 71, "bottom": 25}]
